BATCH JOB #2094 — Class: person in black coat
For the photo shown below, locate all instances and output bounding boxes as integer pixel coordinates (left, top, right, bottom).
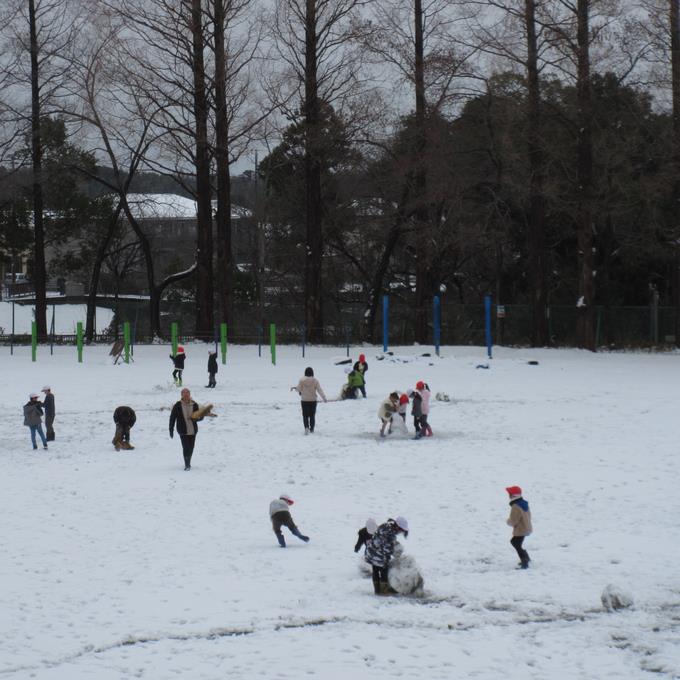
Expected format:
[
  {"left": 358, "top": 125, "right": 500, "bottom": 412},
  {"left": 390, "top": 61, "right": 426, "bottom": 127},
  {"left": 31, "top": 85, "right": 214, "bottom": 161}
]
[
  {"left": 170, "top": 346, "right": 186, "bottom": 386},
  {"left": 352, "top": 353, "right": 368, "bottom": 397},
  {"left": 206, "top": 350, "right": 218, "bottom": 388},
  {"left": 169, "top": 388, "right": 202, "bottom": 470},
  {"left": 41, "top": 386, "right": 55, "bottom": 441},
  {"left": 112, "top": 406, "right": 137, "bottom": 450}
]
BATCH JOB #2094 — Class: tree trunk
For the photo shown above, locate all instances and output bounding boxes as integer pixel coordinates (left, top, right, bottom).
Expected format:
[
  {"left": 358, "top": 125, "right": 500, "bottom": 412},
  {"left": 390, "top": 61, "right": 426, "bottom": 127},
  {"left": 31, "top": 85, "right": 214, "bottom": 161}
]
[
  {"left": 85, "top": 202, "right": 123, "bottom": 342},
  {"left": 413, "top": 0, "right": 430, "bottom": 344},
  {"left": 671, "top": 0, "right": 680, "bottom": 347},
  {"left": 213, "top": 0, "right": 234, "bottom": 327},
  {"left": 575, "top": 0, "right": 595, "bottom": 350},
  {"left": 304, "top": 0, "right": 324, "bottom": 342},
  {"left": 28, "top": 0, "right": 47, "bottom": 340},
  {"left": 524, "top": 0, "right": 548, "bottom": 347},
  {"left": 191, "top": 0, "right": 214, "bottom": 337}
]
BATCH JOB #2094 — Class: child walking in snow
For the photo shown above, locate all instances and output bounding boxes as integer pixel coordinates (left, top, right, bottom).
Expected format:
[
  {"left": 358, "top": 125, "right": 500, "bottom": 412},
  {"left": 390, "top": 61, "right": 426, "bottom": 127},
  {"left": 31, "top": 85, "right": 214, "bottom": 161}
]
[
  {"left": 206, "top": 349, "right": 218, "bottom": 388},
  {"left": 269, "top": 494, "right": 310, "bottom": 548},
  {"left": 506, "top": 486, "right": 532, "bottom": 569},
  {"left": 352, "top": 353, "right": 368, "bottom": 397},
  {"left": 378, "top": 392, "right": 400, "bottom": 437},
  {"left": 291, "top": 367, "right": 327, "bottom": 434},
  {"left": 170, "top": 346, "right": 186, "bottom": 386}
]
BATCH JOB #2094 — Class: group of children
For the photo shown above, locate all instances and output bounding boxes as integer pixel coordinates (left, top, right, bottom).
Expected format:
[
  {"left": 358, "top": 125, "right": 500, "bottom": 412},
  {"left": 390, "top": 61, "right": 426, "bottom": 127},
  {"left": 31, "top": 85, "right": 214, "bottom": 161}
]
[
  {"left": 270, "top": 484, "right": 533, "bottom": 597},
  {"left": 169, "top": 347, "right": 219, "bottom": 388},
  {"left": 378, "top": 380, "right": 433, "bottom": 439}
]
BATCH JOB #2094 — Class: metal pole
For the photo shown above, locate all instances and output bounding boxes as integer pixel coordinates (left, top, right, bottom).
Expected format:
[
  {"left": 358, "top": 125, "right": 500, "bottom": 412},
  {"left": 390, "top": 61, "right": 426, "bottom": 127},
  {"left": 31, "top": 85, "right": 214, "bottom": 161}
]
[
  {"left": 11, "top": 301, "right": 14, "bottom": 355},
  {"left": 433, "top": 295, "right": 441, "bottom": 356},
  {"left": 484, "top": 295, "right": 492, "bottom": 359},
  {"left": 124, "top": 321, "right": 131, "bottom": 363},
  {"left": 50, "top": 304, "right": 55, "bottom": 355},
  {"left": 270, "top": 323, "right": 276, "bottom": 365},
  {"left": 31, "top": 320, "right": 37, "bottom": 362},
  {"left": 382, "top": 295, "right": 389, "bottom": 353},
  {"left": 77, "top": 321, "right": 83, "bottom": 363},
  {"left": 220, "top": 322, "right": 227, "bottom": 364}
]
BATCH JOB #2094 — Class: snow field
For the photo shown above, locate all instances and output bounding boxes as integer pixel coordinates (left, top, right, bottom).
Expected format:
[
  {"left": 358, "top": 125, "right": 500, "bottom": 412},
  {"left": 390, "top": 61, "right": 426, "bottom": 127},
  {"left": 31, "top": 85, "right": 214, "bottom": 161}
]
[{"left": 1, "top": 344, "right": 679, "bottom": 679}]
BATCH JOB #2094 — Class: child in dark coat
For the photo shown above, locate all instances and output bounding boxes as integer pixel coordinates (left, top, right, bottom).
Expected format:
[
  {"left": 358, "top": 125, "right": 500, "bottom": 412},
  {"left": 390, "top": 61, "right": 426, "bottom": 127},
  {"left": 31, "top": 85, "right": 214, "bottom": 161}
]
[
  {"left": 364, "top": 517, "right": 409, "bottom": 595},
  {"left": 170, "top": 346, "right": 186, "bottom": 386},
  {"left": 206, "top": 350, "right": 218, "bottom": 388},
  {"left": 352, "top": 353, "right": 368, "bottom": 397},
  {"left": 506, "top": 486, "right": 533, "bottom": 569}
]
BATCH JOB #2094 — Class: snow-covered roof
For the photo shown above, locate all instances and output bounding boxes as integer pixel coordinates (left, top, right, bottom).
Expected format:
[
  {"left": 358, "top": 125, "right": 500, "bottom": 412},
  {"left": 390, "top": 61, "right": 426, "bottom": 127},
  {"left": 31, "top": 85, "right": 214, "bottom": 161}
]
[{"left": 124, "top": 193, "right": 251, "bottom": 220}]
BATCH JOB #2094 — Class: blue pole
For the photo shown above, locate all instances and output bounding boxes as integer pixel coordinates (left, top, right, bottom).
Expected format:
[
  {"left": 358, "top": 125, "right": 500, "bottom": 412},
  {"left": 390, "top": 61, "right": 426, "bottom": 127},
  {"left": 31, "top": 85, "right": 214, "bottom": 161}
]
[
  {"left": 484, "top": 295, "right": 492, "bottom": 359},
  {"left": 382, "top": 295, "right": 389, "bottom": 353},
  {"left": 433, "top": 295, "right": 441, "bottom": 356}
]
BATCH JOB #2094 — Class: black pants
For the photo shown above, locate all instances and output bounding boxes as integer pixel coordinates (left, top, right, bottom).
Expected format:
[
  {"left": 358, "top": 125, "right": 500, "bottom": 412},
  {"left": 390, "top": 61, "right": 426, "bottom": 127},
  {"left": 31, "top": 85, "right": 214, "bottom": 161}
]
[
  {"left": 180, "top": 434, "right": 196, "bottom": 467},
  {"left": 207, "top": 372, "right": 216, "bottom": 387},
  {"left": 173, "top": 369, "right": 183, "bottom": 383},
  {"left": 45, "top": 414, "right": 55, "bottom": 441},
  {"left": 511, "top": 536, "right": 530, "bottom": 565},
  {"left": 372, "top": 565, "right": 389, "bottom": 594},
  {"left": 358, "top": 385, "right": 366, "bottom": 398},
  {"left": 301, "top": 401, "right": 317, "bottom": 431},
  {"left": 113, "top": 424, "right": 131, "bottom": 445}
]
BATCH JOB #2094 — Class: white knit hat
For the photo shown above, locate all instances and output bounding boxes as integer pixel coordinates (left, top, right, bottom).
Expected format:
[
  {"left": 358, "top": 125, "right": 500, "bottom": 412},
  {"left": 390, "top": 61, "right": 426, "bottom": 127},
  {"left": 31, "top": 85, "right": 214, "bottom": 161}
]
[
  {"left": 41, "top": 385, "right": 51, "bottom": 391},
  {"left": 365, "top": 518, "right": 378, "bottom": 535},
  {"left": 395, "top": 516, "right": 409, "bottom": 531},
  {"left": 29, "top": 393, "right": 39, "bottom": 399}
]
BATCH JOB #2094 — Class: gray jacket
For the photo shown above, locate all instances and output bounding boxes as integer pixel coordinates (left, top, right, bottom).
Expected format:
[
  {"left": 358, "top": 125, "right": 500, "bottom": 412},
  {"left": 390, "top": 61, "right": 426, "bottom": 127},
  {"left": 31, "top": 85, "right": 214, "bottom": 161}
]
[
  {"left": 23, "top": 401, "right": 44, "bottom": 427},
  {"left": 269, "top": 498, "right": 291, "bottom": 517}
]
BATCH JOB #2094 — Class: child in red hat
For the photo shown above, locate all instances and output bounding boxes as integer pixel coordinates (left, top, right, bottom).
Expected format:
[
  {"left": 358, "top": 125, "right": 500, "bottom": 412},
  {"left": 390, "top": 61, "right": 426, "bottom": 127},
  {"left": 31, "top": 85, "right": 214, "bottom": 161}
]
[
  {"left": 353, "top": 354, "right": 368, "bottom": 397},
  {"left": 413, "top": 381, "right": 432, "bottom": 439},
  {"left": 269, "top": 494, "right": 310, "bottom": 548},
  {"left": 170, "top": 346, "right": 186, "bottom": 386},
  {"left": 506, "top": 486, "right": 532, "bottom": 568}
]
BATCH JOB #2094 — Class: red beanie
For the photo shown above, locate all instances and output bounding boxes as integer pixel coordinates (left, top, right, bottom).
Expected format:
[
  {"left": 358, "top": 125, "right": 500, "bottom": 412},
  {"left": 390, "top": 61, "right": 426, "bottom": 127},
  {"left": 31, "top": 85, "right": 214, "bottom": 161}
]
[
  {"left": 359, "top": 354, "right": 365, "bottom": 362},
  {"left": 399, "top": 394, "right": 409, "bottom": 405},
  {"left": 506, "top": 486, "right": 522, "bottom": 497},
  {"left": 177, "top": 346, "right": 185, "bottom": 354},
  {"left": 416, "top": 380, "right": 425, "bottom": 390}
]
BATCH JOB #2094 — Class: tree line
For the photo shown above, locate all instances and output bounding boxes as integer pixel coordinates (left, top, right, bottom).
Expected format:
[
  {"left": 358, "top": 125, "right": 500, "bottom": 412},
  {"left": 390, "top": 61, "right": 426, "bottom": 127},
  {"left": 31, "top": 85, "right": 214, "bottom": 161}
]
[{"left": 0, "top": 0, "right": 678, "bottom": 349}]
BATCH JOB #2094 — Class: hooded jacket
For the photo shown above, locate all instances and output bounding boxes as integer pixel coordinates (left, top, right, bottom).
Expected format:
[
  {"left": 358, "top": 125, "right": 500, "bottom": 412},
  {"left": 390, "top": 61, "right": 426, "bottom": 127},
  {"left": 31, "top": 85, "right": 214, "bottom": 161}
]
[
  {"left": 170, "top": 353, "right": 186, "bottom": 369},
  {"left": 364, "top": 521, "right": 400, "bottom": 568},
  {"left": 23, "top": 401, "right": 43, "bottom": 427}
]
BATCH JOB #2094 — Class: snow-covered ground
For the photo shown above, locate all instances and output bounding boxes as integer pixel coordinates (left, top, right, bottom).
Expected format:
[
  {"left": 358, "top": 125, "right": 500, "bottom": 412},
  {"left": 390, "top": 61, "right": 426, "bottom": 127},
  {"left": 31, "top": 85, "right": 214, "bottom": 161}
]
[
  {"left": 0, "top": 302, "right": 114, "bottom": 334},
  {"left": 1, "top": 343, "right": 679, "bottom": 679}
]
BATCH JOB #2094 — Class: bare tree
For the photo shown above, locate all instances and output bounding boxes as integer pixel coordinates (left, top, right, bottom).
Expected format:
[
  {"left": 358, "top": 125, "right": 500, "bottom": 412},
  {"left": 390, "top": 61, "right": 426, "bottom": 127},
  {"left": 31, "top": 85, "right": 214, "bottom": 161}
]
[{"left": 270, "top": 0, "right": 365, "bottom": 342}]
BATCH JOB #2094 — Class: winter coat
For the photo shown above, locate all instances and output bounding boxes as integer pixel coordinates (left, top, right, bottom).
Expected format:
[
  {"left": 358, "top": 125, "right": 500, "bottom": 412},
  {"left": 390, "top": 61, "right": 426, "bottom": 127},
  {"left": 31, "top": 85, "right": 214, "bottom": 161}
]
[
  {"left": 269, "top": 498, "right": 291, "bottom": 517},
  {"left": 207, "top": 353, "right": 218, "bottom": 374},
  {"left": 354, "top": 526, "right": 373, "bottom": 553},
  {"left": 365, "top": 521, "right": 400, "bottom": 568},
  {"left": 378, "top": 397, "right": 397, "bottom": 422},
  {"left": 353, "top": 360, "right": 368, "bottom": 376},
  {"left": 43, "top": 393, "right": 55, "bottom": 418},
  {"left": 113, "top": 406, "right": 136, "bottom": 427},
  {"left": 169, "top": 400, "right": 200, "bottom": 436},
  {"left": 170, "top": 353, "right": 186, "bottom": 369},
  {"left": 417, "top": 387, "right": 431, "bottom": 415},
  {"left": 348, "top": 370, "right": 364, "bottom": 388},
  {"left": 507, "top": 498, "right": 533, "bottom": 537},
  {"left": 23, "top": 401, "right": 43, "bottom": 427},
  {"left": 295, "top": 376, "right": 327, "bottom": 402},
  {"left": 411, "top": 392, "right": 423, "bottom": 418}
]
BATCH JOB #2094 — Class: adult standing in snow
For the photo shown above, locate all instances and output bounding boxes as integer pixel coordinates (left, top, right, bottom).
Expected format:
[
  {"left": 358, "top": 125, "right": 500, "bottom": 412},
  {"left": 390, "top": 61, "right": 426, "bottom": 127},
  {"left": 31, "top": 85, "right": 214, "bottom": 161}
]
[
  {"left": 206, "top": 349, "right": 218, "bottom": 388},
  {"left": 41, "top": 386, "right": 55, "bottom": 441},
  {"left": 352, "top": 354, "right": 368, "bottom": 397},
  {"left": 170, "top": 346, "right": 186, "bottom": 386},
  {"left": 112, "top": 406, "right": 137, "bottom": 451},
  {"left": 291, "top": 367, "right": 327, "bottom": 434},
  {"left": 354, "top": 518, "right": 378, "bottom": 553},
  {"left": 506, "top": 486, "right": 532, "bottom": 569},
  {"left": 269, "top": 494, "right": 310, "bottom": 547},
  {"left": 169, "top": 388, "right": 202, "bottom": 470},
  {"left": 364, "top": 517, "right": 409, "bottom": 595},
  {"left": 23, "top": 393, "right": 48, "bottom": 450}
]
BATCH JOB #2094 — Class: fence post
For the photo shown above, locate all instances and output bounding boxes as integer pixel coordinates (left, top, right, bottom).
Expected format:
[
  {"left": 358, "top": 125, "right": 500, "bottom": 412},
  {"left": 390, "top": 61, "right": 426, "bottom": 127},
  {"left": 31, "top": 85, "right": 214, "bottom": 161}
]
[
  {"left": 258, "top": 325, "right": 262, "bottom": 357},
  {"left": 50, "top": 304, "right": 55, "bottom": 356},
  {"left": 31, "top": 320, "right": 37, "bottom": 362},
  {"left": 220, "top": 323, "right": 227, "bottom": 364},
  {"left": 484, "top": 295, "right": 492, "bottom": 359},
  {"left": 77, "top": 321, "right": 83, "bottom": 363},
  {"left": 123, "top": 321, "right": 131, "bottom": 364},
  {"left": 382, "top": 295, "right": 389, "bottom": 353},
  {"left": 345, "top": 325, "right": 350, "bottom": 357},
  {"left": 433, "top": 295, "right": 441, "bottom": 356},
  {"left": 171, "top": 322, "right": 178, "bottom": 356},
  {"left": 11, "top": 301, "right": 15, "bottom": 356},
  {"left": 270, "top": 323, "right": 276, "bottom": 365}
]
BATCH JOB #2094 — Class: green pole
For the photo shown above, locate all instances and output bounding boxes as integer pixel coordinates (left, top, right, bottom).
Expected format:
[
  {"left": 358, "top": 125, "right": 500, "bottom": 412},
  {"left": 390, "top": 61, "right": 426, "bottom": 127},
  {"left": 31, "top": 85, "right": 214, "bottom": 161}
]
[
  {"left": 31, "top": 320, "right": 37, "bottom": 362},
  {"left": 220, "top": 322, "right": 227, "bottom": 364},
  {"left": 270, "top": 323, "right": 276, "bottom": 365},
  {"left": 77, "top": 321, "right": 83, "bottom": 363},
  {"left": 171, "top": 322, "right": 178, "bottom": 356},
  {"left": 124, "top": 321, "right": 131, "bottom": 364}
]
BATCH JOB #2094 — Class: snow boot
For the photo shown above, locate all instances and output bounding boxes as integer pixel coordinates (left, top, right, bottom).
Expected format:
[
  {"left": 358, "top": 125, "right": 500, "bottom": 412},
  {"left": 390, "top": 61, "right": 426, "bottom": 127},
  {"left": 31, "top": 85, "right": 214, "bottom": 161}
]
[
  {"left": 292, "top": 528, "right": 310, "bottom": 543},
  {"left": 277, "top": 534, "right": 286, "bottom": 548}
]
